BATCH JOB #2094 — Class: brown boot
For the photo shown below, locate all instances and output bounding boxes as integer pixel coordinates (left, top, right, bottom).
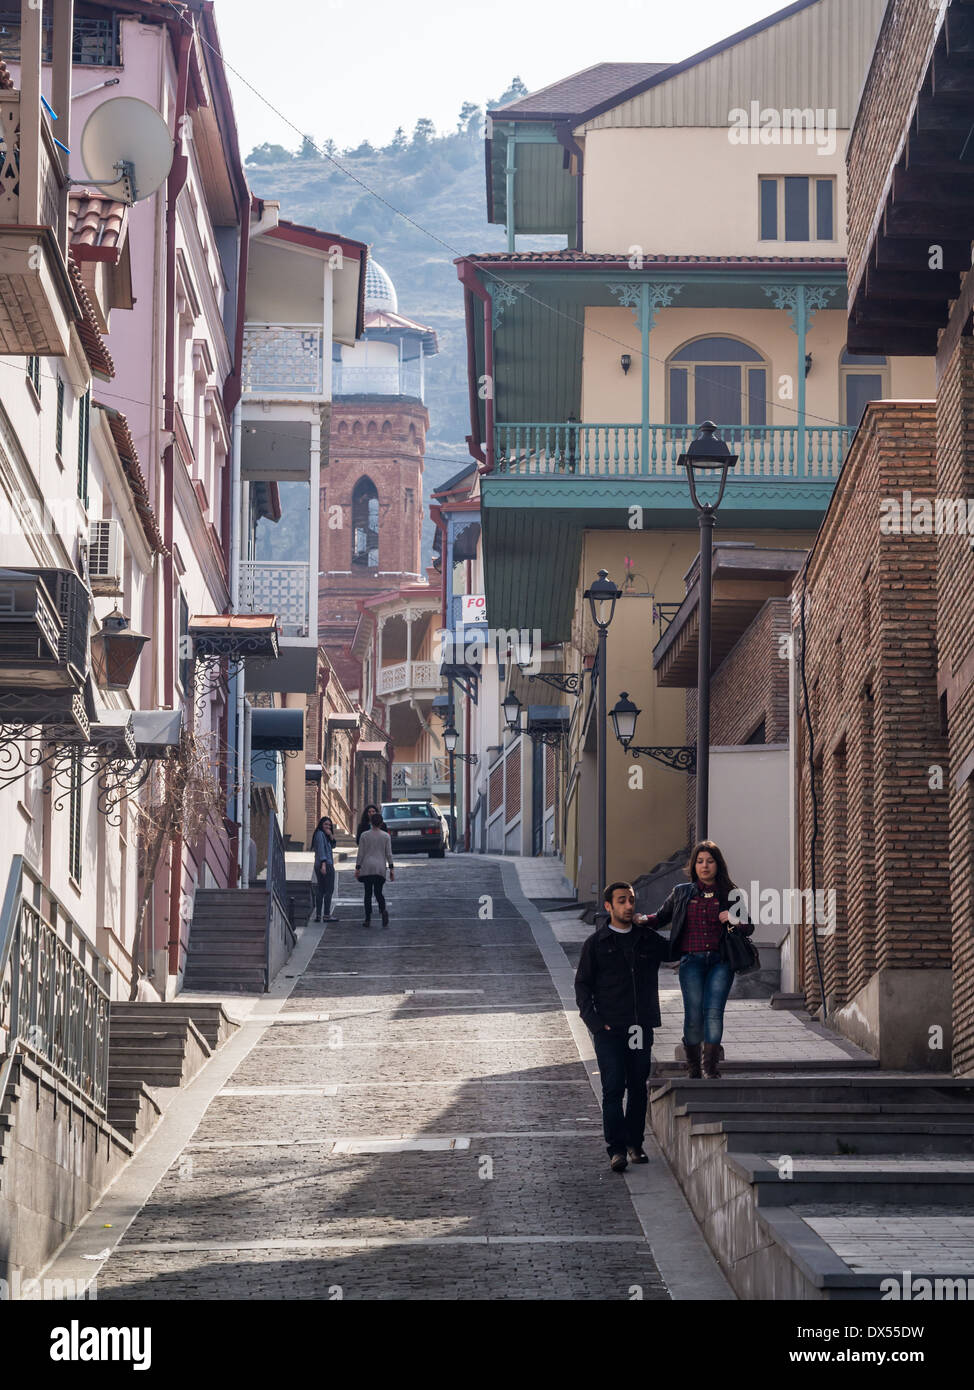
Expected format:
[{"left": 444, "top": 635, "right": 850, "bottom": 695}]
[
  {"left": 684, "top": 1042, "right": 702, "bottom": 1079},
  {"left": 702, "top": 1043, "right": 721, "bottom": 1079}
]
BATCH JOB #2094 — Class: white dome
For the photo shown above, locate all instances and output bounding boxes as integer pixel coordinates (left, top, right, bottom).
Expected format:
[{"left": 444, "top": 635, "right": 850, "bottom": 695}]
[{"left": 364, "top": 259, "right": 398, "bottom": 313}]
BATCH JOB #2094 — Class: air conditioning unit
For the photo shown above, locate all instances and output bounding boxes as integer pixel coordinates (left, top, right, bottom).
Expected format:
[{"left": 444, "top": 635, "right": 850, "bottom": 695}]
[{"left": 88, "top": 519, "right": 124, "bottom": 594}]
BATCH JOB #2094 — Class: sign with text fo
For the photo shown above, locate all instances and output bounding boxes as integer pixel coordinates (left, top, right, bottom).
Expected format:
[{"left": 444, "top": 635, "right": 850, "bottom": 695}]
[{"left": 461, "top": 595, "right": 487, "bottom": 625}]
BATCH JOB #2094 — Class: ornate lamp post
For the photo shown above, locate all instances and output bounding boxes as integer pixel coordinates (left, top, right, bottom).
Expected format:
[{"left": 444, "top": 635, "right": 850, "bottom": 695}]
[
  {"left": 442, "top": 722, "right": 477, "bottom": 851},
  {"left": 582, "top": 568, "right": 621, "bottom": 898},
  {"left": 678, "top": 423, "right": 738, "bottom": 840}
]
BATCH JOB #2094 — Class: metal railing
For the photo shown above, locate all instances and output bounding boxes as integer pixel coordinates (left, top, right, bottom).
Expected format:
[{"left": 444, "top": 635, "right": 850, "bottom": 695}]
[
  {"left": 242, "top": 324, "right": 325, "bottom": 396},
  {"left": 0, "top": 856, "right": 111, "bottom": 1116},
  {"left": 377, "top": 660, "right": 443, "bottom": 696},
  {"left": 494, "top": 422, "right": 855, "bottom": 480},
  {"left": 263, "top": 815, "right": 294, "bottom": 990},
  {"left": 391, "top": 762, "right": 433, "bottom": 793},
  {"left": 239, "top": 560, "right": 310, "bottom": 638}
]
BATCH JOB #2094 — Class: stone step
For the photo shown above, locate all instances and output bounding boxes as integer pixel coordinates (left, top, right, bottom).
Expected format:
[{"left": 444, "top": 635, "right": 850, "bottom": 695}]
[
  {"left": 728, "top": 1151, "right": 974, "bottom": 1207},
  {"left": 186, "top": 938, "right": 266, "bottom": 956},
  {"left": 106, "top": 1081, "right": 163, "bottom": 1144},
  {"left": 654, "top": 1077, "right": 972, "bottom": 1104},
  {"left": 181, "top": 975, "right": 265, "bottom": 994},
  {"left": 692, "top": 1118, "right": 974, "bottom": 1155},
  {"left": 677, "top": 1101, "right": 974, "bottom": 1118},
  {"left": 107, "top": 1017, "right": 210, "bottom": 1094},
  {"left": 109, "top": 1003, "right": 238, "bottom": 1051}
]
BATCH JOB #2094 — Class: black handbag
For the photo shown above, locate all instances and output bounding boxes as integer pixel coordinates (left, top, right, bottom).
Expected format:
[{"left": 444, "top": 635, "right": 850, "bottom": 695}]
[{"left": 722, "top": 926, "right": 761, "bottom": 975}]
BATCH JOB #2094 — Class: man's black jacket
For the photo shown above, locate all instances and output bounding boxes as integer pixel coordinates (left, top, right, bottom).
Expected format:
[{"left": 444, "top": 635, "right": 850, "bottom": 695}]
[{"left": 574, "top": 922, "right": 668, "bottom": 1033}]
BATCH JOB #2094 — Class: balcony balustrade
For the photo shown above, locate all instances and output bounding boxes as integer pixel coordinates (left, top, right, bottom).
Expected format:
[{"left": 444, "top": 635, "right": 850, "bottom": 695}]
[
  {"left": 239, "top": 561, "right": 310, "bottom": 639},
  {"left": 377, "top": 660, "right": 442, "bottom": 697},
  {"left": 333, "top": 361, "right": 424, "bottom": 400},
  {"left": 0, "top": 90, "right": 74, "bottom": 355},
  {"left": 493, "top": 422, "right": 855, "bottom": 480},
  {"left": 242, "top": 324, "right": 325, "bottom": 396},
  {"left": 390, "top": 762, "right": 433, "bottom": 795}
]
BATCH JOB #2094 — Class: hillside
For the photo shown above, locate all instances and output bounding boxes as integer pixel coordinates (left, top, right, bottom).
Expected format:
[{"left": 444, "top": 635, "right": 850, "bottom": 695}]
[{"left": 245, "top": 86, "right": 562, "bottom": 565}]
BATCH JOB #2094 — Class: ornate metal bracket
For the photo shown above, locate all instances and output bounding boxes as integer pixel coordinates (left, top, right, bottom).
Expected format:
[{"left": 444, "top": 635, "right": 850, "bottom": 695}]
[
  {"left": 524, "top": 671, "right": 583, "bottom": 696},
  {"left": 623, "top": 744, "right": 697, "bottom": 773},
  {"left": 449, "top": 751, "right": 479, "bottom": 765}
]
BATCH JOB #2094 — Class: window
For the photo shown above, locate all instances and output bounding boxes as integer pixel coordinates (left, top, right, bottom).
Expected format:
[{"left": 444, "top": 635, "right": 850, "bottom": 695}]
[
  {"left": 77, "top": 386, "right": 90, "bottom": 508},
  {"left": 759, "top": 176, "right": 836, "bottom": 241},
  {"left": 178, "top": 590, "right": 191, "bottom": 694},
  {"left": 68, "top": 748, "right": 82, "bottom": 883},
  {"left": 26, "top": 355, "right": 40, "bottom": 395},
  {"left": 55, "top": 374, "right": 64, "bottom": 456},
  {"left": 667, "top": 336, "right": 768, "bottom": 428},
  {"left": 351, "top": 476, "right": 379, "bottom": 569},
  {"left": 840, "top": 348, "right": 888, "bottom": 428},
  {"left": 0, "top": 9, "right": 120, "bottom": 65}
]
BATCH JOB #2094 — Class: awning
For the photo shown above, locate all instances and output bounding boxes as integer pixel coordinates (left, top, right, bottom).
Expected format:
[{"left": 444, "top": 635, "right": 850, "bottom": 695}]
[
  {"left": 89, "top": 712, "right": 136, "bottom": 760},
  {"left": 190, "top": 613, "right": 279, "bottom": 661},
  {"left": 327, "top": 713, "right": 359, "bottom": 730},
  {"left": 356, "top": 740, "right": 389, "bottom": 756},
  {"left": 305, "top": 761, "right": 323, "bottom": 783},
  {"left": 97, "top": 708, "right": 182, "bottom": 759},
  {"left": 251, "top": 707, "right": 304, "bottom": 751},
  {"left": 527, "top": 704, "right": 569, "bottom": 731}
]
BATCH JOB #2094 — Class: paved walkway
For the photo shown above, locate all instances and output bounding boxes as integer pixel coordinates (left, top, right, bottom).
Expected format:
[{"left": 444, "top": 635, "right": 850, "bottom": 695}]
[{"left": 47, "top": 851, "right": 731, "bottom": 1300}]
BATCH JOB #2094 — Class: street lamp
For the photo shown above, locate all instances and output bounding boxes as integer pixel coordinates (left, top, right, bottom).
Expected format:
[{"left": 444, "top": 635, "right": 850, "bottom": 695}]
[
  {"left": 582, "top": 568, "right": 621, "bottom": 899},
  {"left": 610, "top": 691, "right": 697, "bottom": 774},
  {"left": 442, "top": 722, "right": 476, "bottom": 851},
  {"left": 610, "top": 691, "right": 640, "bottom": 749},
  {"left": 502, "top": 690, "right": 523, "bottom": 732},
  {"left": 678, "top": 422, "right": 738, "bottom": 840}
]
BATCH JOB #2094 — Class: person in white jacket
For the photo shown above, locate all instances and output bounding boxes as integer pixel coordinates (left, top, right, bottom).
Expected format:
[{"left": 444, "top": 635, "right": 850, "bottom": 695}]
[{"left": 355, "top": 813, "right": 395, "bottom": 927}]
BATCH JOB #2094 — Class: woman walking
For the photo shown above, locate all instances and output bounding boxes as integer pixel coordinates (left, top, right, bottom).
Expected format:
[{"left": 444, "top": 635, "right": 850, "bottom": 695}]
[
  {"left": 311, "top": 816, "right": 338, "bottom": 923},
  {"left": 355, "top": 812, "right": 394, "bottom": 927},
  {"left": 356, "top": 804, "right": 379, "bottom": 844},
  {"left": 644, "top": 840, "right": 754, "bottom": 1079}
]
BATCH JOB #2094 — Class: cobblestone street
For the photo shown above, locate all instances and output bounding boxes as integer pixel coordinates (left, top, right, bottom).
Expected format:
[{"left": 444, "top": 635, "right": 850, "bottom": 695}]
[{"left": 80, "top": 855, "right": 722, "bottom": 1300}]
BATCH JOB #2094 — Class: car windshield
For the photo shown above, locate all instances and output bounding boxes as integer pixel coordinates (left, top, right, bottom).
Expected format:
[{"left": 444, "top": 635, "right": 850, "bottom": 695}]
[{"left": 381, "top": 803, "right": 434, "bottom": 819}]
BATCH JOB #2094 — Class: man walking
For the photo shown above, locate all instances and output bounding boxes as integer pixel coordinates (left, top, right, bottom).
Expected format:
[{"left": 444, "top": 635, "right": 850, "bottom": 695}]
[{"left": 575, "top": 882, "right": 667, "bottom": 1172}]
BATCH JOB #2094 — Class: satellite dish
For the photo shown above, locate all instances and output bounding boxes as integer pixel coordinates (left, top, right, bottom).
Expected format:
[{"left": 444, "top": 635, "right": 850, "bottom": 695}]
[{"left": 79, "top": 97, "right": 174, "bottom": 205}]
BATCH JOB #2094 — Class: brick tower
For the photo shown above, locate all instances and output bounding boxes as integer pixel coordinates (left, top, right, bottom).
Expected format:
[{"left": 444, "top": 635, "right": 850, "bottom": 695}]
[{"left": 319, "top": 260, "right": 438, "bottom": 692}]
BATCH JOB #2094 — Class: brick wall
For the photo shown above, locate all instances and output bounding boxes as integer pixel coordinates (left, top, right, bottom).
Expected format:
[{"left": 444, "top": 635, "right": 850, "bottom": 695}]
[
  {"left": 937, "top": 335, "right": 974, "bottom": 1076},
  {"left": 793, "top": 401, "right": 949, "bottom": 1019},
  {"left": 685, "top": 597, "right": 792, "bottom": 844},
  {"left": 846, "top": 0, "right": 944, "bottom": 298},
  {"left": 319, "top": 398, "right": 428, "bottom": 668}
]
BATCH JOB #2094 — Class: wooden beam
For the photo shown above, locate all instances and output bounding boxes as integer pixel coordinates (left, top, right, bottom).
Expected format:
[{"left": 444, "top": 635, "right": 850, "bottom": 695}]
[
  {"left": 936, "top": 265, "right": 974, "bottom": 387},
  {"left": 884, "top": 203, "right": 974, "bottom": 239},
  {"left": 865, "top": 266, "right": 960, "bottom": 301},
  {"left": 846, "top": 312, "right": 938, "bottom": 357},
  {"left": 904, "top": 130, "right": 974, "bottom": 173},
  {"left": 873, "top": 236, "right": 971, "bottom": 273},
  {"left": 892, "top": 167, "right": 974, "bottom": 207}
]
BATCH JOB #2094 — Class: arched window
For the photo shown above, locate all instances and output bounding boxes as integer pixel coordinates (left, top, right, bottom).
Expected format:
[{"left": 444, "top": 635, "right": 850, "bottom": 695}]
[
  {"left": 840, "top": 348, "right": 889, "bottom": 428},
  {"left": 352, "top": 477, "right": 379, "bottom": 569},
  {"left": 667, "top": 335, "right": 768, "bottom": 428}
]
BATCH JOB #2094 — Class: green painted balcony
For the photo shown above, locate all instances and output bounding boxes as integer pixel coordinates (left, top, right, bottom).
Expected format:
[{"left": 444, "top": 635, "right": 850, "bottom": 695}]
[{"left": 494, "top": 422, "right": 854, "bottom": 479}]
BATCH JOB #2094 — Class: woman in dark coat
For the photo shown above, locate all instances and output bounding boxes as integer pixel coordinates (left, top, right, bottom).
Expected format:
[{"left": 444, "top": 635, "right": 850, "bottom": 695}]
[
  {"left": 356, "top": 804, "right": 379, "bottom": 844},
  {"left": 644, "top": 839, "right": 754, "bottom": 1080}
]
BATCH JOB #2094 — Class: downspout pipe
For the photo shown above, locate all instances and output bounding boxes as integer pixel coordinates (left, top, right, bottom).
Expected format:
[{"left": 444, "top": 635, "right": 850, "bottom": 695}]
[
  {"left": 164, "top": 26, "right": 192, "bottom": 974},
  {"left": 554, "top": 121, "right": 584, "bottom": 252}
]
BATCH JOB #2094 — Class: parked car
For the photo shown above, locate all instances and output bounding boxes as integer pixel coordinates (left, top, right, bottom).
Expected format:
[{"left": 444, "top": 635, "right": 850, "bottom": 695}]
[{"left": 380, "top": 800, "right": 447, "bottom": 857}]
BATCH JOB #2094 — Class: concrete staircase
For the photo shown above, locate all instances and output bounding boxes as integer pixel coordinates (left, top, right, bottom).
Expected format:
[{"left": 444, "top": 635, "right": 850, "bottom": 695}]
[
  {"left": 183, "top": 889, "right": 269, "bottom": 992},
  {"left": 650, "top": 1074, "right": 974, "bottom": 1298}
]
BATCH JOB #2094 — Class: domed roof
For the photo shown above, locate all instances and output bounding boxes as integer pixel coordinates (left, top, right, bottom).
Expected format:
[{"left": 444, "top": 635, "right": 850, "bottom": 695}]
[{"left": 364, "top": 259, "right": 398, "bottom": 313}]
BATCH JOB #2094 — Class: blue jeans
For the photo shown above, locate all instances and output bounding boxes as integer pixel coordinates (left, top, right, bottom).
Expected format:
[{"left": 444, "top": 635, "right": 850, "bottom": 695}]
[
  {"left": 592, "top": 1024, "right": 654, "bottom": 1155},
  {"left": 679, "top": 951, "right": 734, "bottom": 1046},
  {"left": 314, "top": 865, "right": 335, "bottom": 917}
]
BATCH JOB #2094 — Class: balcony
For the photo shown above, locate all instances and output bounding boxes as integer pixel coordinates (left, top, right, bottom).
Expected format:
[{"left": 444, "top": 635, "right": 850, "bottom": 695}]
[
  {"left": 494, "top": 422, "right": 855, "bottom": 480},
  {"left": 333, "top": 360, "right": 424, "bottom": 401},
  {"left": 390, "top": 762, "right": 433, "bottom": 796},
  {"left": 239, "top": 561, "right": 310, "bottom": 639},
  {"left": 377, "top": 660, "right": 442, "bottom": 697},
  {"left": 0, "top": 90, "right": 76, "bottom": 355},
  {"left": 242, "top": 324, "right": 325, "bottom": 396}
]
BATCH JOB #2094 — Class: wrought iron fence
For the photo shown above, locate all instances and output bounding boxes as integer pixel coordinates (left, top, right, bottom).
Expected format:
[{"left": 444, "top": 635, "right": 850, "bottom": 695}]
[{"left": 0, "top": 856, "right": 111, "bottom": 1115}]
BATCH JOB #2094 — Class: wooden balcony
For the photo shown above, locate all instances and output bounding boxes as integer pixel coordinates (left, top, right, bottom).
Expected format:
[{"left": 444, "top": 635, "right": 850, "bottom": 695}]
[
  {"left": 377, "top": 660, "right": 442, "bottom": 698},
  {"left": 0, "top": 90, "right": 77, "bottom": 356}
]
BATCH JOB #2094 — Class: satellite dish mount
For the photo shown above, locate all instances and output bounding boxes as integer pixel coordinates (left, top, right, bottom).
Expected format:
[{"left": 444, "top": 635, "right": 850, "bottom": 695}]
[{"left": 76, "top": 97, "right": 174, "bottom": 207}]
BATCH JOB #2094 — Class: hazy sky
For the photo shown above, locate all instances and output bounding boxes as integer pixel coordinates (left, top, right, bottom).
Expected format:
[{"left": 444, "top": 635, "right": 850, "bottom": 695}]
[{"left": 217, "top": 0, "right": 789, "bottom": 156}]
